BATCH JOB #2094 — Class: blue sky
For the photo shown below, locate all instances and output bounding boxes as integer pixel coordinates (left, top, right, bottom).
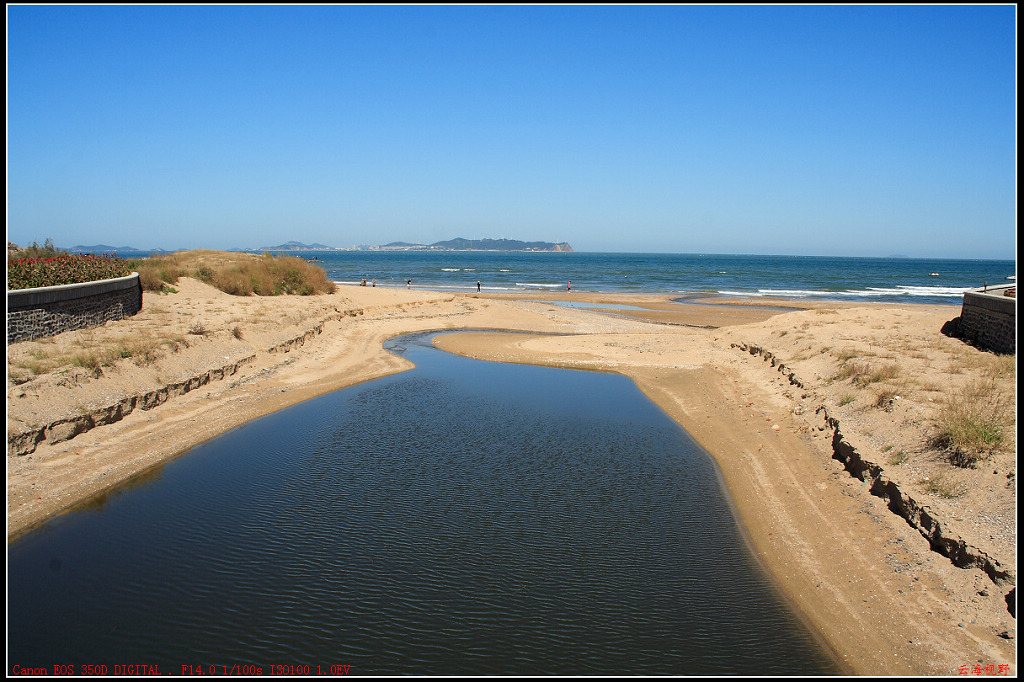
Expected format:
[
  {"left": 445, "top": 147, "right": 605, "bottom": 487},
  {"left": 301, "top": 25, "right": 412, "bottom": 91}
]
[{"left": 6, "top": 5, "right": 1016, "bottom": 259}]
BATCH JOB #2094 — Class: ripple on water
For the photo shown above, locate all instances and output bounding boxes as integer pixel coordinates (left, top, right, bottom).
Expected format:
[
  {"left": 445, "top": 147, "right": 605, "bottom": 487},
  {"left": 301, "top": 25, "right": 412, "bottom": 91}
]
[{"left": 7, "top": 332, "right": 838, "bottom": 675}]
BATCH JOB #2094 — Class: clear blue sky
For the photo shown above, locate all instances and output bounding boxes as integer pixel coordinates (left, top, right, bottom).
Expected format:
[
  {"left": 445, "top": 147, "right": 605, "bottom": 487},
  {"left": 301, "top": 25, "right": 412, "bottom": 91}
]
[{"left": 7, "top": 5, "right": 1017, "bottom": 259}]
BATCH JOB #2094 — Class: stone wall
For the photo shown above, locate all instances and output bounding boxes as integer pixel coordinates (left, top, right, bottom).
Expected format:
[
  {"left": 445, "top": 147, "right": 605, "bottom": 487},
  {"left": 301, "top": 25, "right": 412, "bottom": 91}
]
[
  {"left": 947, "top": 284, "right": 1016, "bottom": 355},
  {"left": 7, "top": 273, "right": 143, "bottom": 343}
]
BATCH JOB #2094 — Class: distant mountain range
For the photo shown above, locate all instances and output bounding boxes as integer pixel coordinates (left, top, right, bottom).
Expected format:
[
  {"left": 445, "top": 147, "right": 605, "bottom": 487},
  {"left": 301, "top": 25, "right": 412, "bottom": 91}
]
[
  {"left": 59, "top": 238, "right": 573, "bottom": 255},
  {"left": 257, "top": 238, "right": 573, "bottom": 252},
  {"left": 65, "top": 245, "right": 172, "bottom": 255},
  {"left": 377, "top": 238, "right": 573, "bottom": 252},
  {"left": 255, "top": 240, "right": 333, "bottom": 251}
]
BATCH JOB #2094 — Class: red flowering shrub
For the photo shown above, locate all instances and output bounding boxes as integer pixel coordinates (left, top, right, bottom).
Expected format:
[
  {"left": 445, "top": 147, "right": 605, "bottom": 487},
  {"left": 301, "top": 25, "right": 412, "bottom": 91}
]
[{"left": 7, "top": 254, "right": 133, "bottom": 290}]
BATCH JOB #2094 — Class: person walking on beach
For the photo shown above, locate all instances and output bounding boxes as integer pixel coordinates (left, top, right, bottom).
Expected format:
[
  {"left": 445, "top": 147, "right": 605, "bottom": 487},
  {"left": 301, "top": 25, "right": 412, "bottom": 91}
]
[
  {"left": 477, "top": 281, "right": 481, "bottom": 292},
  {"left": 567, "top": 281, "right": 571, "bottom": 292},
  {"left": 407, "top": 280, "right": 412, "bottom": 289}
]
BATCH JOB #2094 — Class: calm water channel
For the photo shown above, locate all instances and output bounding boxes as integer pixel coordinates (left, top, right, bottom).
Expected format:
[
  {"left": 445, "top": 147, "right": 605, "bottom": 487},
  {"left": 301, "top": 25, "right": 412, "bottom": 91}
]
[{"left": 8, "top": 333, "right": 840, "bottom": 675}]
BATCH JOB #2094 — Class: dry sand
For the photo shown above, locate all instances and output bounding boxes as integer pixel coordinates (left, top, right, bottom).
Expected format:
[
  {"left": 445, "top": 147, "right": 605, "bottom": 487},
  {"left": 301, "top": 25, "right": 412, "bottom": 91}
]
[{"left": 7, "top": 279, "right": 1016, "bottom": 675}]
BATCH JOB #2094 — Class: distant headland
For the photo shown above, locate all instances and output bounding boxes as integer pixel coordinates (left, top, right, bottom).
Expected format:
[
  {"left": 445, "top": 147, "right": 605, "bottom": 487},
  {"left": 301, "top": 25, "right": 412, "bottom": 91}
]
[{"left": 371, "top": 238, "right": 573, "bottom": 252}]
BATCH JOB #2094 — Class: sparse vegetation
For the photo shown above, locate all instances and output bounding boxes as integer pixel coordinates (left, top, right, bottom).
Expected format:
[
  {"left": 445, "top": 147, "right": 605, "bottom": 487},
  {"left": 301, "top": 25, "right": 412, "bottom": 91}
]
[
  {"left": 874, "top": 387, "right": 899, "bottom": 411},
  {"left": 867, "top": 363, "right": 900, "bottom": 385},
  {"left": 9, "top": 330, "right": 189, "bottom": 379},
  {"left": 921, "top": 472, "right": 969, "bottom": 499},
  {"left": 931, "top": 380, "right": 1013, "bottom": 468},
  {"left": 132, "top": 250, "right": 335, "bottom": 296},
  {"left": 888, "top": 449, "right": 910, "bottom": 466},
  {"left": 834, "top": 359, "right": 900, "bottom": 387},
  {"left": 834, "top": 348, "right": 860, "bottom": 362}
]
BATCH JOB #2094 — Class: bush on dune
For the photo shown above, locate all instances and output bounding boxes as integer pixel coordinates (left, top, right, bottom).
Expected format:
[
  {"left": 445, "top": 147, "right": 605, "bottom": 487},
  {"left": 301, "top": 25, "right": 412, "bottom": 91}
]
[{"left": 133, "top": 250, "right": 335, "bottom": 296}]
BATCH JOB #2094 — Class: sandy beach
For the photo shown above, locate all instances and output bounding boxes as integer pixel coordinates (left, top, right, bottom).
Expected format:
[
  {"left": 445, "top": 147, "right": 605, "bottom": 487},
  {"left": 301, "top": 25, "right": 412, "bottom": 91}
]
[{"left": 7, "top": 279, "right": 1016, "bottom": 675}]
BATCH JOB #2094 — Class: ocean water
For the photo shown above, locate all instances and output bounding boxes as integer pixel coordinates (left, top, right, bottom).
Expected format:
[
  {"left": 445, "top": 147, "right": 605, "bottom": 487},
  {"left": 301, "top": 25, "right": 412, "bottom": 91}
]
[
  {"left": 7, "top": 333, "right": 840, "bottom": 675},
  {"left": 272, "top": 250, "right": 1014, "bottom": 306}
]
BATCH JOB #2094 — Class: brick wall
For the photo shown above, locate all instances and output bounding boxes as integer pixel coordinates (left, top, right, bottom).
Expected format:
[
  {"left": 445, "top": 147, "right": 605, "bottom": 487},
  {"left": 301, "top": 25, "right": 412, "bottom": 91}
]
[{"left": 7, "top": 273, "right": 143, "bottom": 343}]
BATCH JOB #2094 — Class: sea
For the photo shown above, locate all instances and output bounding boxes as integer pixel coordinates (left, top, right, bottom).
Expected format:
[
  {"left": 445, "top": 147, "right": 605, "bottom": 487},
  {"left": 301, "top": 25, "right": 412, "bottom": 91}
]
[{"left": 263, "top": 250, "right": 1015, "bottom": 306}]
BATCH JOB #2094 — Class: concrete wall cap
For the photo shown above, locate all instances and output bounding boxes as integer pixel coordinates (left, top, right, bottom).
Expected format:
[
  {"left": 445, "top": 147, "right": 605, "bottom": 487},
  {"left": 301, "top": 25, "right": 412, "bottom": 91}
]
[{"left": 7, "top": 273, "right": 140, "bottom": 308}]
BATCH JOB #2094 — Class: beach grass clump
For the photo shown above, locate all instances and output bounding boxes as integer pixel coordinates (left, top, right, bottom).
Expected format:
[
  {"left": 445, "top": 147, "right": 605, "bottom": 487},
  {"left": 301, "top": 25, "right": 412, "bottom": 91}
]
[
  {"left": 834, "top": 360, "right": 871, "bottom": 383},
  {"left": 834, "top": 359, "right": 900, "bottom": 387},
  {"left": 833, "top": 348, "right": 860, "bottom": 362},
  {"left": 102, "top": 330, "right": 182, "bottom": 367},
  {"left": 188, "top": 321, "right": 209, "bottom": 336},
  {"left": 70, "top": 350, "right": 106, "bottom": 374},
  {"left": 133, "top": 250, "right": 335, "bottom": 296},
  {"left": 943, "top": 345, "right": 1017, "bottom": 379},
  {"left": 10, "top": 354, "right": 52, "bottom": 380},
  {"left": 116, "top": 332, "right": 179, "bottom": 366},
  {"left": 931, "top": 380, "right": 1013, "bottom": 468},
  {"left": 135, "top": 259, "right": 181, "bottom": 292},
  {"left": 874, "top": 388, "right": 899, "bottom": 411},
  {"left": 888, "top": 449, "right": 910, "bottom": 466},
  {"left": 866, "top": 363, "right": 900, "bottom": 385},
  {"left": 921, "top": 472, "right": 969, "bottom": 499}
]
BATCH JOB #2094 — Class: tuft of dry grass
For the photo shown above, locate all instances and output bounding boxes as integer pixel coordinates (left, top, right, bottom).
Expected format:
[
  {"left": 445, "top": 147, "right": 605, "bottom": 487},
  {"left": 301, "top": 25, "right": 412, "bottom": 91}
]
[
  {"left": 874, "top": 388, "right": 899, "bottom": 410},
  {"left": 10, "top": 330, "right": 192, "bottom": 381},
  {"left": 888, "top": 449, "right": 910, "bottom": 466},
  {"left": 931, "top": 379, "right": 1014, "bottom": 468},
  {"left": 866, "top": 363, "right": 900, "bottom": 384},
  {"left": 921, "top": 472, "right": 970, "bottom": 499},
  {"left": 834, "top": 348, "right": 859, "bottom": 362},
  {"left": 835, "top": 359, "right": 900, "bottom": 387}
]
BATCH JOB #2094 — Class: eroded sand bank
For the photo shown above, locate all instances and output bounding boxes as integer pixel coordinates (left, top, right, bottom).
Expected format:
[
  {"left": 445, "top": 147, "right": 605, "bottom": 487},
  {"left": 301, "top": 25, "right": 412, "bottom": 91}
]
[{"left": 7, "top": 280, "right": 1016, "bottom": 675}]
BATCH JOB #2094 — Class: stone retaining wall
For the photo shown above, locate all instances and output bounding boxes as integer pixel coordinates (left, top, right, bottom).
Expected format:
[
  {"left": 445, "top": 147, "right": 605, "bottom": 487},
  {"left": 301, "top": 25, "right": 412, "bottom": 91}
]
[
  {"left": 7, "top": 273, "right": 143, "bottom": 343},
  {"left": 950, "top": 284, "right": 1016, "bottom": 354}
]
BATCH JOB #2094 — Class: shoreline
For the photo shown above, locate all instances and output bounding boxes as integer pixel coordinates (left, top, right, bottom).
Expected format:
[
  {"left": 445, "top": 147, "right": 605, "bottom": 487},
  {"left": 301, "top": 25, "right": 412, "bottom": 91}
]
[
  {"left": 340, "top": 280, "right": 970, "bottom": 308},
  {"left": 7, "top": 281, "right": 1016, "bottom": 674}
]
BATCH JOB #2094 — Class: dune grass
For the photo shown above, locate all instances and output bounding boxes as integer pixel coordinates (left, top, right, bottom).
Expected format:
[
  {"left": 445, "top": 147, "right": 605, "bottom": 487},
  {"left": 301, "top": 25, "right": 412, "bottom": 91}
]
[
  {"left": 9, "top": 330, "right": 189, "bottom": 382},
  {"left": 132, "top": 250, "right": 335, "bottom": 296},
  {"left": 931, "top": 379, "right": 1014, "bottom": 468}
]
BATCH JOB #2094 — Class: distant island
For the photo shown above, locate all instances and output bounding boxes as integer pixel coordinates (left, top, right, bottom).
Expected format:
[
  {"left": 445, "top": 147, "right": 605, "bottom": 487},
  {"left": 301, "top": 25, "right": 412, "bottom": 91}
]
[
  {"left": 256, "top": 240, "right": 334, "bottom": 251},
  {"left": 375, "top": 238, "right": 573, "bottom": 252}
]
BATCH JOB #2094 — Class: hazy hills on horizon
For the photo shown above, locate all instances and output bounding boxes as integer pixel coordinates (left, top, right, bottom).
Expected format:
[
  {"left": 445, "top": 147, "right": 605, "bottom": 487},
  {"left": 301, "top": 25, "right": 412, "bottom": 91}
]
[{"left": 58, "top": 237, "right": 574, "bottom": 255}]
